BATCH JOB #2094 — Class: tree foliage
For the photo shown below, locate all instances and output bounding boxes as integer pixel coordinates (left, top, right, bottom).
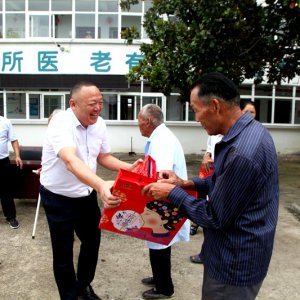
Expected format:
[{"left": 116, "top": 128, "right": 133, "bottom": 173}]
[{"left": 120, "top": 0, "right": 300, "bottom": 101}]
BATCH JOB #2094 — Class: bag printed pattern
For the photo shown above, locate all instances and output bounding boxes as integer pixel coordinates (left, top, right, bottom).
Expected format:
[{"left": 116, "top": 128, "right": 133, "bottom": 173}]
[{"left": 99, "top": 157, "right": 187, "bottom": 246}]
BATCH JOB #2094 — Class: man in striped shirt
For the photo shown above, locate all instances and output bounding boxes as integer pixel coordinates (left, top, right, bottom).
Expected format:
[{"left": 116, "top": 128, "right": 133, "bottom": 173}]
[{"left": 142, "top": 72, "right": 279, "bottom": 300}]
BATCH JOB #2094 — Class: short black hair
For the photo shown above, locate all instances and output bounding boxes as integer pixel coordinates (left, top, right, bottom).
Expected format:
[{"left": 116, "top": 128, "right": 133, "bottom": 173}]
[
  {"left": 191, "top": 72, "right": 240, "bottom": 104},
  {"left": 70, "top": 81, "right": 98, "bottom": 99}
]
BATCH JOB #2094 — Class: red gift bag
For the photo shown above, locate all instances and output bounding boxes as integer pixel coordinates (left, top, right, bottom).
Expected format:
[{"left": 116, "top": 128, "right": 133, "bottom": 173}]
[
  {"left": 99, "top": 156, "right": 188, "bottom": 246},
  {"left": 131, "top": 155, "right": 157, "bottom": 179},
  {"left": 199, "top": 165, "right": 214, "bottom": 178}
]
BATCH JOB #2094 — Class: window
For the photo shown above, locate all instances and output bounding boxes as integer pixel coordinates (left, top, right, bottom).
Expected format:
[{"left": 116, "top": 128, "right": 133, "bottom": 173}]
[
  {"left": 187, "top": 103, "right": 195, "bottom": 122},
  {"left": 142, "top": 96, "right": 162, "bottom": 108},
  {"left": 44, "top": 95, "right": 62, "bottom": 118},
  {"left": 98, "top": 0, "right": 118, "bottom": 12},
  {"left": 53, "top": 14, "right": 72, "bottom": 38},
  {"left": 0, "top": 93, "right": 3, "bottom": 116},
  {"left": 51, "top": 0, "right": 72, "bottom": 11},
  {"left": 5, "top": 13, "right": 25, "bottom": 38},
  {"left": 28, "top": 0, "right": 49, "bottom": 11},
  {"left": 120, "top": 95, "right": 140, "bottom": 120},
  {"left": 6, "top": 93, "right": 26, "bottom": 119},
  {"left": 295, "top": 100, "right": 300, "bottom": 124},
  {"left": 0, "top": 14, "right": 2, "bottom": 38},
  {"left": 255, "top": 85, "right": 273, "bottom": 97},
  {"left": 296, "top": 87, "right": 300, "bottom": 98},
  {"left": 0, "top": 0, "right": 150, "bottom": 40},
  {"left": 75, "top": 0, "right": 95, "bottom": 12},
  {"left": 6, "top": 0, "right": 25, "bottom": 11},
  {"left": 98, "top": 14, "right": 118, "bottom": 39},
  {"left": 254, "top": 85, "right": 273, "bottom": 123},
  {"left": 29, "top": 94, "right": 41, "bottom": 119},
  {"left": 276, "top": 86, "right": 293, "bottom": 97},
  {"left": 166, "top": 95, "right": 185, "bottom": 121},
  {"left": 121, "top": 15, "right": 141, "bottom": 38},
  {"left": 65, "top": 93, "right": 70, "bottom": 109},
  {"left": 29, "top": 15, "right": 49, "bottom": 37},
  {"left": 274, "top": 98, "right": 292, "bottom": 124},
  {"left": 102, "top": 94, "right": 117, "bottom": 120},
  {"left": 144, "top": 0, "right": 152, "bottom": 12},
  {"left": 121, "top": 1, "right": 142, "bottom": 13},
  {"left": 239, "top": 84, "right": 252, "bottom": 96},
  {"left": 254, "top": 98, "right": 272, "bottom": 123},
  {"left": 75, "top": 14, "right": 95, "bottom": 38}
]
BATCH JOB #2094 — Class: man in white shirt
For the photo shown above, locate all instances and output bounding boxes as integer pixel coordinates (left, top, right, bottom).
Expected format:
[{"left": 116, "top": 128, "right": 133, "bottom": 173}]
[
  {"left": 137, "top": 104, "right": 190, "bottom": 299},
  {"left": 40, "top": 82, "right": 140, "bottom": 300},
  {"left": 0, "top": 115, "right": 23, "bottom": 229}
]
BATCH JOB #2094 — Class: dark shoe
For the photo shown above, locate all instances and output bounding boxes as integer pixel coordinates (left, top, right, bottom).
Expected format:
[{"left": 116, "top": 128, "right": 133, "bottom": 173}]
[
  {"left": 142, "top": 288, "right": 173, "bottom": 299},
  {"left": 190, "top": 254, "right": 203, "bottom": 264},
  {"left": 7, "top": 218, "right": 19, "bottom": 229},
  {"left": 78, "top": 285, "right": 102, "bottom": 300},
  {"left": 190, "top": 224, "right": 198, "bottom": 235},
  {"left": 142, "top": 277, "right": 155, "bottom": 287}
]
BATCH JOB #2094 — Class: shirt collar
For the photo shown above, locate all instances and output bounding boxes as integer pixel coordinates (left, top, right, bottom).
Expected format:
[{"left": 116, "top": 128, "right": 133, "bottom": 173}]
[
  {"left": 222, "top": 112, "right": 254, "bottom": 143},
  {"left": 67, "top": 108, "right": 84, "bottom": 129}
]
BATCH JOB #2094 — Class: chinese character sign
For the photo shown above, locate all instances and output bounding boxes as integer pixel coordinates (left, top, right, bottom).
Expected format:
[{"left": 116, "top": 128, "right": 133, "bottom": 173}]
[{"left": 0, "top": 44, "right": 142, "bottom": 74}]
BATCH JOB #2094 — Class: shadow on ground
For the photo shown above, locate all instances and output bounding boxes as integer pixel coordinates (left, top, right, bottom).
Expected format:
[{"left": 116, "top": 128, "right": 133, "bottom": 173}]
[{"left": 0, "top": 153, "right": 299, "bottom": 300}]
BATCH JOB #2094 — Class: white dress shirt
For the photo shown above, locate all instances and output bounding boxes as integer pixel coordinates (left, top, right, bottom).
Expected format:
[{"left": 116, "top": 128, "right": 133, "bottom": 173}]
[
  {"left": 206, "top": 134, "right": 223, "bottom": 160},
  {"left": 40, "top": 108, "right": 110, "bottom": 197},
  {"left": 0, "top": 116, "right": 18, "bottom": 159},
  {"left": 145, "top": 123, "right": 190, "bottom": 249}
]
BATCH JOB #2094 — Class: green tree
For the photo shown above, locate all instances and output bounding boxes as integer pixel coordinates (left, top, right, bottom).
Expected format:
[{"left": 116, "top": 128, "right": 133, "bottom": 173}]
[{"left": 121, "top": 0, "right": 300, "bottom": 101}]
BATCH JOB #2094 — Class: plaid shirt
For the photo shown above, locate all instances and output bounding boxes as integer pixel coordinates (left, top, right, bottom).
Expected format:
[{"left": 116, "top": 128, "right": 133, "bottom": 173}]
[{"left": 168, "top": 113, "right": 279, "bottom": 286}]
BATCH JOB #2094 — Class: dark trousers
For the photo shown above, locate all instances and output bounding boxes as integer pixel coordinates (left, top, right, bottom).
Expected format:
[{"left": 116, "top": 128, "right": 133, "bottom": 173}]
[
  {"left": 149, "top": 247, "right": 174, "bottom": 296},
  {"left": 202, "top": 268, "right": 263, "bottom": 300},
  {"left": 40, "top": 186, "right": 101, "bottom": 300},
  {"left": 0, "top": 157, "right": 16, "bottom": 220}
]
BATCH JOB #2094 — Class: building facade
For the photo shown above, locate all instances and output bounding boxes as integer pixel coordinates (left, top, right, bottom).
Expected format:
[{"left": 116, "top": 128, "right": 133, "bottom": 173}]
[{"left": 1, "top": 0, "right": 300, "bottom": 155}]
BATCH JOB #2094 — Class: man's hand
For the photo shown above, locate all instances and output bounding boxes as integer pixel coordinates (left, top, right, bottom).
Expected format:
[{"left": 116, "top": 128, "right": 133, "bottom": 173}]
[
  {"left": 202, "top": 152, "right": 213, "bottom": 174},
  {"left": 158, "top": 170, "right": 185, "bottom": 186},
  {"left": 15, "top": 156, "right": 23, "bottom": 169},
  {"left": 142, "top": 182, "right": 175, "bottom": 200},
  {"left": 98, "top": 181, "right": 121, "bottom": 209},
  {"left": 128, "top": 158, "right": 144, "bottom": 171}
]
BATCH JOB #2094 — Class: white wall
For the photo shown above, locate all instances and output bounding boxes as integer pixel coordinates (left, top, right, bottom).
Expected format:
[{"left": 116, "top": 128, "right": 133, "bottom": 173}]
[{"left": 10, "top": 122, "right": 300, "bottom": 156}]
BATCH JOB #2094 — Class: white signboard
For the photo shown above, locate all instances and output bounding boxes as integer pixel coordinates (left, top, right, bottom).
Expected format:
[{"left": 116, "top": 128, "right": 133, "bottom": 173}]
[{"left": 0, "top": 43, "right": 143, "bottom": 75}]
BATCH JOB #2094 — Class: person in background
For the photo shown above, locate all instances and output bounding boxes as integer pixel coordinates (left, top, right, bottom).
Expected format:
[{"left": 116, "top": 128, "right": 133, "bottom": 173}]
[
  {"left": 142, "top": 73, "right": 279, "bottom": 300},
  {"left": 240, "top": 99, "right": 257, "bottom": 118},
  {"left": 48, "top": 108, "right": 62, "bottom": 123},
  {"left": 189, "top": 134, "right": 223, "bottom": 264},
  {"left": 40, "top": 82, "right": 141, "bottom": 300},
  {"left": 0, "top": 115, "right": 23, "bottom": 229},
  {"left": 137, "top": 104, "right": 190, "bottom": 299}
]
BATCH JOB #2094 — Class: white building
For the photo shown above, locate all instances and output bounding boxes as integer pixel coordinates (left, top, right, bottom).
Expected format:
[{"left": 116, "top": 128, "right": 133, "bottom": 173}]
[{"left": 1, "top": 0, "right": 300, "bottom": 155}]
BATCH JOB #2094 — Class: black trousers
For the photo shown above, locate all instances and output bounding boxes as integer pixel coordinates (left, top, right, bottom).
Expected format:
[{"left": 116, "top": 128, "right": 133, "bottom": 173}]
[
  {"left": 0, "top": 157, "right": 16, "bottom": 220},
  {"left": 40, "top": 185, "right": 101, "bottom": 300},
  {"left": 202, "top": 268, "right": 263, "bottom": 300},
  {"left": 149, "top": 247, "right": 174, "bottom": 296}
]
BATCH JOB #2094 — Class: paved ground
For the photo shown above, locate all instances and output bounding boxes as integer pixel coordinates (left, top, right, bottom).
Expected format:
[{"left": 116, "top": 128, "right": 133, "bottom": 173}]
[{"left": 0, "top": 153, "right": 299, "bottom": 300}]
